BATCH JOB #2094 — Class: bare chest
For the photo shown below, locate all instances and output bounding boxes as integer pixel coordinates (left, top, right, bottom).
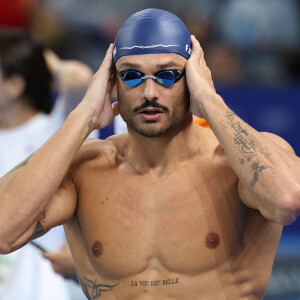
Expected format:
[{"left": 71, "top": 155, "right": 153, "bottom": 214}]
[{"left": 76, "top": 162, "right": 247, "bottom": 279}]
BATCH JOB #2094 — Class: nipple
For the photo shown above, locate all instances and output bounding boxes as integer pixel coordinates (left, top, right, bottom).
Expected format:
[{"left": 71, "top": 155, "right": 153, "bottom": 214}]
[
  {"left": 205, "top": 233, "right": 220, "bottom": 249},
  {"left": 92, "top": 241, "right": 103, "bottom": 257}
]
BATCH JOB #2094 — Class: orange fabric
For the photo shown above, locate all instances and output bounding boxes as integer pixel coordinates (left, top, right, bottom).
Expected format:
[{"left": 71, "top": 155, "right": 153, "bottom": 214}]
[{"left": 193, "top": 116, "right": 210, "bottom": 128}]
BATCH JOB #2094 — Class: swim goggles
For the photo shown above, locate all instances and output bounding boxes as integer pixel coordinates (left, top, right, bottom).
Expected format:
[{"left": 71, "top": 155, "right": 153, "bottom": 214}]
[{"left": 117, "top": 69, "right": 185, "bottom": 87}]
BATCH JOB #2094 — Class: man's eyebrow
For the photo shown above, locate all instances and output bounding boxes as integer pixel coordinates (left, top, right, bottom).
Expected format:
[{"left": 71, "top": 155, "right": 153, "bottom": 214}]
[
  {"left": 118, "top": 61, "right": 183, "bottom": 71},
  {"left": 156, "top": 61, "right": 183, "bottom": 69},
  {"left": 118, "top": 62, "right": 141, "bottom": 70}
]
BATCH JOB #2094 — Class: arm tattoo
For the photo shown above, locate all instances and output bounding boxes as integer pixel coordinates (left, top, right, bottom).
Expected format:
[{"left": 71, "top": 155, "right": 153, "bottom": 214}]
[
  {"left": 260, "top": 146, "right": 272, "bottom": 159},
  {"left": 79, "top": 276, "right": 119, "bottom": 299},
  {"left": 5, "top": 154, "right": 33, "bottom": 176},
  {"left": 250, "top": 160, "right": 269, "bottom": 187},
  {"left": 31, "top": 210, "right": 46, "bottom": 239},
  {"left": 217, "top": 108, "right": 275, "bottom": 186},
  {"left": 88, "top": 120, "right": 94, "bottom": 128}
]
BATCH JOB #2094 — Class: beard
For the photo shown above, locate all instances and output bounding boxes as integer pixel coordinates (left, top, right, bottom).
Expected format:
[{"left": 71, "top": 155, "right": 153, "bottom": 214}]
[{"left": 118, "top": 95, "right": 190, "bottom": 138}]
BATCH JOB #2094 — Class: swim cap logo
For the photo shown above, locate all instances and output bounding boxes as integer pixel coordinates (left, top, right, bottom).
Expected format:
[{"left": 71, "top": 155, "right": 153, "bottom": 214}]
[
  {"left": 185, "top": 44, "right": 192, "bottom": 55},
  {"left": 119, "top": 44, "right": 180, "bottom": 50},
  {"left": 113, "top": 47, "right": 117, "bottom": 58}
]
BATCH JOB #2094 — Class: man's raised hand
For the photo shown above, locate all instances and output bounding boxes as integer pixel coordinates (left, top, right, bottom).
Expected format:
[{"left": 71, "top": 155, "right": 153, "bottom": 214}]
[
  {"left": 80, "top": 44, "right": 119, "bottom": 130},
  {"left": 185, "top": 35, "right": 217, "bottom": 118}
]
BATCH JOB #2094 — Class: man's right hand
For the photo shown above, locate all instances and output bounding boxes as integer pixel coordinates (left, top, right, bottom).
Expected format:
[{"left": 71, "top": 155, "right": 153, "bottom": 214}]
[{"left": 79, "top": 43, "right": 119, "bottom": 131}]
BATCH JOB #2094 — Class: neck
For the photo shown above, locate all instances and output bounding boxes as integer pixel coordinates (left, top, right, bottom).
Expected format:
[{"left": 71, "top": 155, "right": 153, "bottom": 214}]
[
  {"left": 0, "top": 98, "right": 38, "bottom": 129},
  {"left": 126, "top": 115, "right": 201, "bottom": 176}
]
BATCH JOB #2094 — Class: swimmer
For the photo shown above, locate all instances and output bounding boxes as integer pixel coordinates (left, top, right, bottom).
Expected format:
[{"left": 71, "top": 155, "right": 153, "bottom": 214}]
[{"left": 0, "top": 8, "right": 299, "bottom": 300}]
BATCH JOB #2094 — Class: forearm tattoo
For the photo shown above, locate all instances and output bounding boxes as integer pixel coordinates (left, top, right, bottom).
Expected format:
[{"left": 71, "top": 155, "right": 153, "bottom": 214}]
[
  {"left": 79, "top": 276, "right": 119, "bottom": 299},
  {"left": 217, "top": 108, "right": 274, "bottom": 186},
  {"left": 5, "top": 154, "right": 33, "bottom": 176},
  {"left": 88, "top": 120, "right": 94, "bottom": 129},
  {"left": 31, "top": 210, "right": 46, "bottom": 239}
]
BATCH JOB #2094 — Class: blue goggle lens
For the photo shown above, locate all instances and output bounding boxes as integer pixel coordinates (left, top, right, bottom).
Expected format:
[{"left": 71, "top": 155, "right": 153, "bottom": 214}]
[
  {"left": 156, "top": 71, "right": 175, "bottom": 86},
  {"left": 119, "top": 70, "right": 183, "bottom": 87},
  {"left": 123, "top": 71, "right": 143, "bottom": 87}
]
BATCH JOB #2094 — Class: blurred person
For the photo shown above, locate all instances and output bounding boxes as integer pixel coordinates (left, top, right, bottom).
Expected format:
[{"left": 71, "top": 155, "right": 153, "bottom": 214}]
[
  {"left": 0, "top": 8, "right": 299, "bottom": 300},
  {"left": 0, "top": 29, "right": 93, "bottom": 300},
  {"left": 181, "top": 12, "right": 213, "bottom": 45},
  {"left": 204, "top": 42, "right": 245, "bottom": 83},
  {"left": 218, "top": 0, "right": 300, "bottom": 82},
  {"left": 42, "top": 243, "right": 78, "bottom": 282},
  {"left": 34, "top": 0, "right": 152, "bottom": 70},
  {"left": 0, "top": 29, "right": 95, "bottom": 175},
  {"left": 219, "top": 0, "right": 300, "bottom": 51}
]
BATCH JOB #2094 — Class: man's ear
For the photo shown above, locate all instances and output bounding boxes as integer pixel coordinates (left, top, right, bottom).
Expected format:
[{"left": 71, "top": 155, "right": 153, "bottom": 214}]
[
  {"left": 110, "top": 70, "right": 118, "bottom": 100},
  {"left": 5, "top": 74, "right": 26, "bottom": 99},
  {"left": 111, "top": 80, "right": 118, "bottom": 100}
]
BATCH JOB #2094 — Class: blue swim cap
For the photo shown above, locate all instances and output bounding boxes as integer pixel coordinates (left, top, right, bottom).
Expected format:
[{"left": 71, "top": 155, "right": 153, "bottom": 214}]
[{"left": 113, "top": 8, "right": 192, "bottom": 64}]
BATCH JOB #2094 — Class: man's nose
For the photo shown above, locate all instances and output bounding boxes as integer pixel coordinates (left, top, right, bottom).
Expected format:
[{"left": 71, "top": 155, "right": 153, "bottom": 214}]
[{"left": 143, "top": 77, "right": 159, "bottom": 101}]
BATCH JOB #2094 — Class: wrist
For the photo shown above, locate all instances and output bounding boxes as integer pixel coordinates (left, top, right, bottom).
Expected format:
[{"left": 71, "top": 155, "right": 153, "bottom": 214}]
[
  {"left": 192, "top": 92, "right": 223, "bottom": 119},
  {"left": 71, "top": 102, "right": 99, "bottom": 136}
]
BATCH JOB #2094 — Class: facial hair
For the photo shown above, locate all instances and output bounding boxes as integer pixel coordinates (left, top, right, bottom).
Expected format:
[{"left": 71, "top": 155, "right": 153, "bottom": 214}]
[{"left": 119, "top": 94, "right": 190, "bottom": 138}]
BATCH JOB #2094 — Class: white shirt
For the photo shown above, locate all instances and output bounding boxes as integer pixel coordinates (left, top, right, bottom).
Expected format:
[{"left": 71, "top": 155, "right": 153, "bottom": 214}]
[{"left": 0, "top": 99, "right": 64, "bottom": 177}]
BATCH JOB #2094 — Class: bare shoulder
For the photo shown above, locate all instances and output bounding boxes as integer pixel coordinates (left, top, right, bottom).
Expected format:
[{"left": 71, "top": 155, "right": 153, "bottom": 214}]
[
  {"left": 71, "top": 133, "right": 129, "bottom": 171},
  {"left": 196, "top": 126, "right": 229, "bottom": 165}
]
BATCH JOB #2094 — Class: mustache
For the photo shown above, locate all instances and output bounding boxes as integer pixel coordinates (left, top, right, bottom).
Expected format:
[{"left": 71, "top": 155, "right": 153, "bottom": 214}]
[{"left": 133, "top": 99, "right": 169, "bottom": 113}]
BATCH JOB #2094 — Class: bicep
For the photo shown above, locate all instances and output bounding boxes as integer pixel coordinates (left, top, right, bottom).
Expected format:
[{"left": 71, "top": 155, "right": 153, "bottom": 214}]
[
  {"left": 237, "top": 180, "right": 276, "bottom": 221},
  {"left": 27, "top": 177, "right": 77, "bottom": 243},
  {"left": 8, "top": 176, "right": 77, "bottom": 252},
  {"left": 238, "top": 180, "right": 258, "bottom": 210},
  {"left": 43, "top": 176, "right": 78, "bottom": 232}
]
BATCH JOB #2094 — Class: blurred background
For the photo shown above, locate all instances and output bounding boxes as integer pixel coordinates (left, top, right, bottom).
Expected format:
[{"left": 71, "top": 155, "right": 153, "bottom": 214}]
[{"left": 0, "top": 0, "right": 299, "bottom": 299}]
